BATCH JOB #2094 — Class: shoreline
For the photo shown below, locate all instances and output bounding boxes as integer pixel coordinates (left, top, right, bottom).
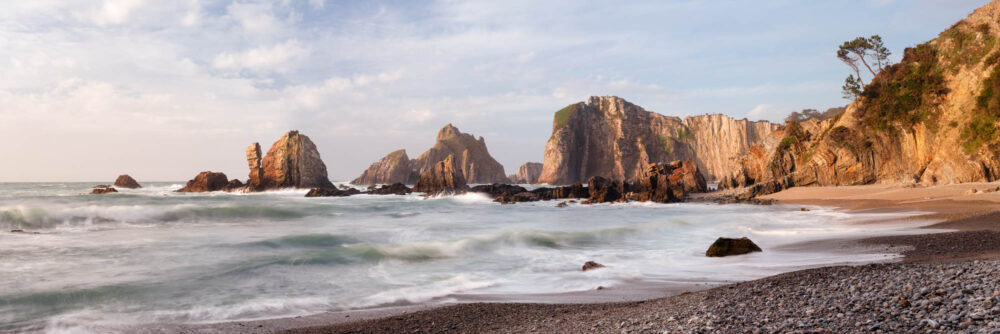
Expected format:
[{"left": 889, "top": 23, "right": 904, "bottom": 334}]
[{"left": 144, "top": 182, "right": 1000, "bottom": 333}]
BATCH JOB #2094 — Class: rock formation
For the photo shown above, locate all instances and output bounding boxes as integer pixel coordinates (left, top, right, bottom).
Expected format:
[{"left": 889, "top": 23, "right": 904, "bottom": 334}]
[
  {"left": 413, "top": 155, "right": 470, "bottom": 195},
  {"left": 247, "top": 130, "right": 334, "bottom": 190},
  {"left": 176, "top": 171, "right": 230, "bottom": 192},
  {"left": 705, "top": 237, "right": 762, "bottom": 257},
  {"left": 538, "top": 96, "right": 779, "bottom": 185},
  {"left": 246, "top": 143, "right": 263, "bottom": 188},
  {"left": 721, "top": 2, "right": 1000, "bottom": 198},
  {"left": 113, "top": 175, "right": 141, "bottom": 189},
  {"left": 412, "top": 124, "right": 509, "bottom": 184},
  {"left": 582, "top": 261, "right": 605, "bottom": 271},
  {"left": 509, "top": 162, "right": 543, "bottom": 184},
  {"left": 352, "top": 149, "right": 419, "bottom": 185},
  {"left": 471, "top": 159, "right": 706, "bottom": 204},
  {"left": 367, "top": 183, "right": 413, "bottom": 195},
  {"left": 91, "top": 185, "right": 117, "bottom": 194},
  {"left": 305, "top": 187, "right": 361, "bottom": 197}
]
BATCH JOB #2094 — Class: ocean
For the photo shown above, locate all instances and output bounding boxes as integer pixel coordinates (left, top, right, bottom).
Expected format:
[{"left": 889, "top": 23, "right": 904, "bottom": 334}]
[{"left": 0, "top": 182, "right": 929, "bottom": 332}]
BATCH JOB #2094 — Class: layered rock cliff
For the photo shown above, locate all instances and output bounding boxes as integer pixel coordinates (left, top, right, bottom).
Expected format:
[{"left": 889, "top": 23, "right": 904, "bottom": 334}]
[
  {"left": 721, "top": 2, "right": 1000, "bottom": 197},
  {"left": 353, "top": 124, "right": 509, "bottom": 185},
  {"left": 352, "top": 149, "right": 418, "bottom": 185},
  {"left": 537, "top": 96, "right": 779, "bottom": 184},
  {"left": 246, "top": 130, "right": 334, "bottom": 190},
  {"left": 509, "top": 162, "right": 543, "bottom": 184},
  {"left": 414, "top": 155, "right": 470, "bottom": 195}
]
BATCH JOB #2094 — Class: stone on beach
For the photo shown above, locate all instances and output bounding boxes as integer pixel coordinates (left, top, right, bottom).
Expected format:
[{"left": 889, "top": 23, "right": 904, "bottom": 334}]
[
  {"left": 705, "top": 237, "right": 762, "bottom": 257},
  {"left": 113, "top": 174, "right": 141, "bottom": 189}
]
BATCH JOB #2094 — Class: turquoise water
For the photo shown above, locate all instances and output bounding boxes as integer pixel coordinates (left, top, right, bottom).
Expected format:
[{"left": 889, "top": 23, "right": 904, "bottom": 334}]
[{"left": 0, "top": 182, "right": 925, "bottom": 332}]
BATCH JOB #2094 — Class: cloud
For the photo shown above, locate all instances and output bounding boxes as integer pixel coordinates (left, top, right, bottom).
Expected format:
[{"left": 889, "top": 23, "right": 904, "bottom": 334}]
[
  {"left": 212, "top": 39, "right": 310, "bottom": 74},
  {"left": 309, "top": 0, "right": 325, "bottom": 10},
  {"left": 79, "top": 0, "right": 146, "bottom": 26},
  {"left": 747, "top": 104, "right": 775, "bottom": 121}
]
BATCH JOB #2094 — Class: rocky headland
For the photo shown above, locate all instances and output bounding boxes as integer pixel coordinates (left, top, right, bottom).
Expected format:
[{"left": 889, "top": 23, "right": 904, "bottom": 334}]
[
  {"left": 719, "top": 2, "right": 1000, "bottom": 199},
  {"left": 537, "top": 96, "right": 779, "bottom": 185}
]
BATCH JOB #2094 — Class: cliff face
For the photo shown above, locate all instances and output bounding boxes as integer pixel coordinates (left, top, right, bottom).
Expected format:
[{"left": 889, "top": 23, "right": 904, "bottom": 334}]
[
  {"left": 537, "top": 96, "right": 779, "bottom": 185},
  {"left": 721, "top": 2, "right": 1000, "bottom": 197},
  {"left": 510, "top": 162, "right": 543, "bottom": 184},
  {"left": 249, "top": 130, "right": 334, "bottom": 190},
  {"left": 352, "top": 149, "right": 418, "bottom": 185},
  {"left": 414, "top": 155, "right": 470, "bottom": 195}
]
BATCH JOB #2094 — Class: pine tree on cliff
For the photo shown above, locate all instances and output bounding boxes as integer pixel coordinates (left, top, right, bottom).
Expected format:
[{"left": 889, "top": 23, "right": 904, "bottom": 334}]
[{"left": 838, "top": 35, "right": 892, "bottom": 99}]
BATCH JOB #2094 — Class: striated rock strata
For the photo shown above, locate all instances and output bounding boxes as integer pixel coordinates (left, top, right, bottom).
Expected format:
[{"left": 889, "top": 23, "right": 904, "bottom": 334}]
[
  {"left": 509, "top": 162, "right": 543, "bottom": 184},
  {"left": 113, "top": 175, "right": 141, "bottom": 189},
  {"left": 538, "top": 96, "right": 779, "bottom": 185},
  {"left": 246, "top": 130, "right": 334, "bottom": 190},
  {"left": 414, "top": 155, "right": 470, "bottom": 195},
  {"left": 721, "top": 2, "right": 1000, "bottom": 198},
  {"left": 352, "top": 149, "right": 418, "bottom": 185}
]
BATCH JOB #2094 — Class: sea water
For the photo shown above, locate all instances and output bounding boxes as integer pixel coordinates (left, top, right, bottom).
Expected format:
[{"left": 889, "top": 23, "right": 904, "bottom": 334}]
[{"left": 0, "top": 182, "right": 929, "bottom": 332}]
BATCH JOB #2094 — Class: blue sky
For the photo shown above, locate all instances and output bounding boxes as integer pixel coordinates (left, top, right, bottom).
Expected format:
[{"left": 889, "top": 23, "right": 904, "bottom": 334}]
[{"left": 0, "top": 0, "right": 990, "bottom": 181}]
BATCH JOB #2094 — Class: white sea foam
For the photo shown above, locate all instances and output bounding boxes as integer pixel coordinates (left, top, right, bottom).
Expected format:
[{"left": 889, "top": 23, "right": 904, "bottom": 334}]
[{"left": 0, "top": 182, "right": 935, "bottom": 332}]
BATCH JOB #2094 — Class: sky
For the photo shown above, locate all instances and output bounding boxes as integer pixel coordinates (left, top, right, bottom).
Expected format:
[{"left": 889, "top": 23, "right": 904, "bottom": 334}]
[{"left": 0, "top": 0, "right": 990, "bottom": 182}]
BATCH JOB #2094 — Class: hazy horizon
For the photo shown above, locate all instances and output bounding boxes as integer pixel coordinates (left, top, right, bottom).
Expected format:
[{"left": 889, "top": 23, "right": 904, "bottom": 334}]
[{"left": 0, "top": 0, "right": 990, "bottom": 182}]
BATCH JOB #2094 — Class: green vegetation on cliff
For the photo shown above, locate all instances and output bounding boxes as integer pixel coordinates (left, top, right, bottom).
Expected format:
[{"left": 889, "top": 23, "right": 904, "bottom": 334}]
[
  {"left": 857, "top": 43, "right": 948, "bottom": 131},
  {"left": 964, "top": 52, "right": 1000, "bottom": 153},
  {"left": 553, "top": 104, "right": 578, "bottom": 131}
]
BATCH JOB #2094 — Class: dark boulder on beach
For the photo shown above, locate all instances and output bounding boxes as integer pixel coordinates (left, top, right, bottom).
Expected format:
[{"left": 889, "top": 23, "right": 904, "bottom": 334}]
[
  {"left": 582, "top": 261, "right": 605, "bottom": 271},
  {"left": 176, "top": 171, "right": 229, "bottom": 192},
  {"left": 414, "top": 155, "right": 469, "bottom": 196},
  {"left": 113, "top": 174, "right": 141, "bottom": 189},
  {"left": 367, "top": 183, "right": 412, "bottom": 195},
  {"left": 91, "top": 185, "right": 118, "bottom": 194},
  {"left": 306, "top": 187, "right": 361, "bottom": 197},
  {"left": 705, "top": 237, "right": 762, "bottom": 257}
]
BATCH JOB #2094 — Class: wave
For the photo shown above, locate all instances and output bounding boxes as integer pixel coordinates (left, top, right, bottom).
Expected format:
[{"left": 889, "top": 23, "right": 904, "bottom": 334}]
[{"left": 0, "top": 203, "right": 315, "bottom": 231}]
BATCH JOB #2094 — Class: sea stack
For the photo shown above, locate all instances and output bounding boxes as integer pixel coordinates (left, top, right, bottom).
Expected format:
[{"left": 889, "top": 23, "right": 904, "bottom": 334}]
[
  {"left": 509, "top": 162, "right": 543, "bottom": 184},
  {"left": 252, "top": 130, "right": 334, "bottom": 190},
  {"left": 537, "top": 96, "right": 778, "bottom": 185},
  {"left": 414, "top": 155, "right": 469, "bottom": 195},
  {"left": 412, "top": 124, "right": 509, "bottom": 184},
  {"left": 113, "top": 174, "right": 141, "bottom": 189},
  {"left": 352, "top": 149, "right": 419, "bottom": 185}
]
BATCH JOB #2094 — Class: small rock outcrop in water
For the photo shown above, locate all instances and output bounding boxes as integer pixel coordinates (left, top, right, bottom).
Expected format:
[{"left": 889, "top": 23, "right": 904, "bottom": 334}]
[
  {"left": 176, "top": 171, "right": 230, "bottom": 192},
  {"left": 113, "top": 175, "right": 141, "bottom": 189},
  {"left": 414, "top": 155, "right": 469, "bottom": 195},
  {"left": 367, "top": 183, "right": 413, "bottom": 195},
  {"left": 247, "top": 130, "right": 334, "bottom": 190},
  {"left": 705, "top": 237, "right": 762, "bottom": 257},
  {"left": 353, "top": 150, "right": 419, "bottom": 185},
  {"left": 305, "top": 187, "right": 361, "bottom": 197},
  {"left": 509, "top": 162, "right": 543, "bottom": 184},
  {"left": 91, "top": 185, "right": 118, "bottom": 194},
  {"left": 222, "top": 179, "right": 246, "bottom": 192},
  {"left": 305, "top": 183, "right": 411, "bottom": 197},
  {"left": 582, "top": 261, "right": 605, "bottom": 271}
]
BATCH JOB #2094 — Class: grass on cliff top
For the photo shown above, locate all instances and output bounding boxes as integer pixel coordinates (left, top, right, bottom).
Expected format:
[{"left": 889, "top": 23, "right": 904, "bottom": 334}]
[
  {"left": 856, "top": 43, "right": 948, "bottom": 132},
  {"left": 553, "top": 104, "right": 578, "bottom": 131}
]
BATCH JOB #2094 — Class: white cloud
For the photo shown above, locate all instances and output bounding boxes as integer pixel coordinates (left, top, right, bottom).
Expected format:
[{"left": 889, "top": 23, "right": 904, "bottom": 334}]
[
  {"left": 747, "top": 104, "right": 774, "bottom": 121},
  {"left": 212, "top": 40, "right": 310, "bottom": 73},
  {"left": 78, "top": 0, "right": 146, "bottom": 26},
  {"left": 309, "top": 0, "right": 325, "bottom": 10}
]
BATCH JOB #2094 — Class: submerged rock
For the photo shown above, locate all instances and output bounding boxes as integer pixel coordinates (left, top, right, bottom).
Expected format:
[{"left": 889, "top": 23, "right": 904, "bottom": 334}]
[
  {"left": 705, "top": 237, "right": 762, "bottom": 257},
  {"left": 582, "top": 261, "right": 605, "bottom": 271},
  {"left": 305, "top": 187, "right": 361, "bottom": 197},
  {"left": 414, "top": 155, "right": 469, "bottom": 195},
  {"left": 367, "top": 183, "right": 412, "bottom": 195},
  {"left": 113, "top": 174, "right": 141, "bottom": 189},
  {"left": 91, "top": 185, "right": 118, "bottom": 194},
  {"left": 176, "top": 171, "right": 229, "bottom": 192}
]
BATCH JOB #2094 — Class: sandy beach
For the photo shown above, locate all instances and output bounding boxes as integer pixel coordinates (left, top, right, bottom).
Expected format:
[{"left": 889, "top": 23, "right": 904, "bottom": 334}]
[{"left": 144, "top": 182, "right": 1000, "bottom": 333}]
